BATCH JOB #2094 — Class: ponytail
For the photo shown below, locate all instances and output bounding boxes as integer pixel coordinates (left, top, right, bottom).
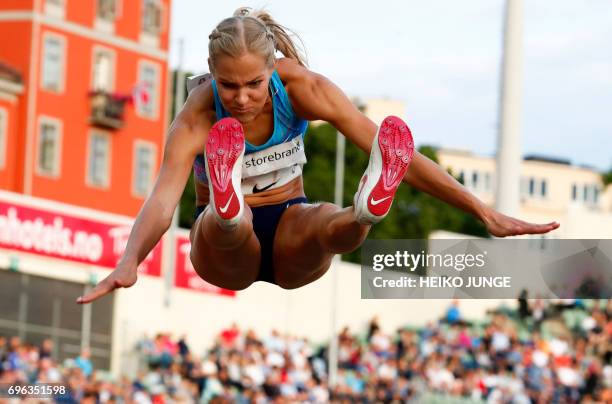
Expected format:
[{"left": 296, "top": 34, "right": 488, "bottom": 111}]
[{"left": 238, "top": 8, "right": 308, "bottom": 67}]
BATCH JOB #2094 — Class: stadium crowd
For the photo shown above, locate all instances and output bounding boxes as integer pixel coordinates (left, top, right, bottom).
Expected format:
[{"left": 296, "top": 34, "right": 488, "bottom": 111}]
[{"left": 0, "top": 297, "right": 610, "bottom": 403}]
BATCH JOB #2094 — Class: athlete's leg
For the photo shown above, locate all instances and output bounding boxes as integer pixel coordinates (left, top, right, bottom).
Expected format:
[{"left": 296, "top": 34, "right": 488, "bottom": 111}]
[
  {"left": 273, "top": 116, "right": 414, "bottom": 289},
  {"left": 272, "top": 203, "right": 369, "bottom": 289},
  {"left": 189, "top": 207, "right": 260, "bottom": 290},
  {"left": 188, "top": 117, "right": 260, "bottom": 290}
]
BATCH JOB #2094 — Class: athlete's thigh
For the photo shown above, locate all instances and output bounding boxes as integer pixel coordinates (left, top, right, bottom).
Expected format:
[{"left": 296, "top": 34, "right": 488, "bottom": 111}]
[
  {"left": 272, "top": 202, "right": 340, "bottom": 288},
  {"left": 190, "top": 209, "right": 261, "bottom": 290}
]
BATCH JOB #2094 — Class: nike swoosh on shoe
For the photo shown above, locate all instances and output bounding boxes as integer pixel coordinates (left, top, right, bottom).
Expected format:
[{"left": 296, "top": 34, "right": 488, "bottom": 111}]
[{"left": 219, "top": 194, "right": 234, "bottom": 214}]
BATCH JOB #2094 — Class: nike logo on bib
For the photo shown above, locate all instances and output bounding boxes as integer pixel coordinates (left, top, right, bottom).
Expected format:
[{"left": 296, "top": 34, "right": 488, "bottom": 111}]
[
  {"left": 370, "top": 196, "right": 391, "bottom": 206},
  {"left": 219, "top": 194, "right": 234, "bottom": 213},
  {"left": 253, "top": 181, "right": 278, "bottom": 194}
]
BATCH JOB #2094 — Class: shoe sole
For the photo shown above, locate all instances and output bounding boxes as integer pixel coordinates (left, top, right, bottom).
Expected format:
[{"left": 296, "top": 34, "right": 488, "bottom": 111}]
[
  {"left": 354, "top": 116, "right": 414, "bottom": 224},
  {"left": 204, "top": 117, "right": 245, "bottom": 227}
]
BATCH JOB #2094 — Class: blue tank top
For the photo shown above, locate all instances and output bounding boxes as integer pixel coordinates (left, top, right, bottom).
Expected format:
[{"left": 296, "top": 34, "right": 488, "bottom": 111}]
[{"left": 193, "top": 70, "right": 309, "bottom": 185}]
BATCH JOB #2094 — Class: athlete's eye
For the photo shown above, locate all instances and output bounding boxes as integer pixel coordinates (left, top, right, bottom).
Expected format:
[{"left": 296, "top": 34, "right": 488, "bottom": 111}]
[
  {"left": 248, "top": 80, "right": 263, "bottom": 88},
  {"left": 220, "top": 82, "right": 237, "bottom": 89}
]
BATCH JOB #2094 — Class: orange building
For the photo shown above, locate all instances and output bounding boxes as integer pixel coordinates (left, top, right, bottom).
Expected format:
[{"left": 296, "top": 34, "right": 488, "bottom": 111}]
[{"left": 0, "top": 0, "right": 172, "bottom": 217}]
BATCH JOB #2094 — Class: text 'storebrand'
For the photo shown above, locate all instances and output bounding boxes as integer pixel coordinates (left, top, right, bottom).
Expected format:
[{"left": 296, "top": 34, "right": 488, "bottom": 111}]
[
  {"left": 245, "top": 142, "right": 302, "bottom": 169},
  {"left": 242, "top": 137, "right": 307, "bottom": 178}
]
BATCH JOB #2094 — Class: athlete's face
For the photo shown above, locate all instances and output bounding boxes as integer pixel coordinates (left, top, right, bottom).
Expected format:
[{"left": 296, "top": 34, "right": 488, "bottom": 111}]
[{"left": 211, "top": 52, "right": 273, "bottom": 124}]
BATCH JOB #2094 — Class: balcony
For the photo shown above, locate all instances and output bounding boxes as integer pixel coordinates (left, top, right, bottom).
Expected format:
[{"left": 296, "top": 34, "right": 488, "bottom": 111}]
[{"left": 89, "top": 91, "right": 130, "bottom": 130}]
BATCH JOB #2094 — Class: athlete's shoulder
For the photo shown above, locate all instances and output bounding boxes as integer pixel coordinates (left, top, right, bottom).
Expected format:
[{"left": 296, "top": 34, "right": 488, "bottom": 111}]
[
  {"left": 275, "top": 58, "right": 316, "bottom": 86},
  {"left": 181, "top": 73, "right": 216, "bottom": 127},
  {"left": 274, "top": 58, "right": 333, "bottom": 120}
]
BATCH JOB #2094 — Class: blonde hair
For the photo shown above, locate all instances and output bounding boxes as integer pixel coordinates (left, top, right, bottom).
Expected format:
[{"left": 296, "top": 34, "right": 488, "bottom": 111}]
[{"left": 208, "top": 7, "right": 307, "bottom": 72}]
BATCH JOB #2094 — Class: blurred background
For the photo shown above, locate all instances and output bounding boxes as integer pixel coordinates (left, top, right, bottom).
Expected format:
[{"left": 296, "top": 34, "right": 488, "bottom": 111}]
[{"left": 0, "top": 0, "right": 610, "bottom": 402}]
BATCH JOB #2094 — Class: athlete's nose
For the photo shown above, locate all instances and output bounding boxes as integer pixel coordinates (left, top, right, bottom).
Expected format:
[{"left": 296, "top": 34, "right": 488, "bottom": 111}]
[{"left": 235, "top": 89, "right": 249, "bottom": 107}]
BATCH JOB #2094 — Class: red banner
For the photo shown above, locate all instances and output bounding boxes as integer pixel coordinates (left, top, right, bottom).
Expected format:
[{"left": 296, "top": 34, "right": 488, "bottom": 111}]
[
  {"left": 0, "top": 199, "right": 162, "bottom": 277},
  {"left": 174, "top": 235, "right": 236, "bottom": 297}
]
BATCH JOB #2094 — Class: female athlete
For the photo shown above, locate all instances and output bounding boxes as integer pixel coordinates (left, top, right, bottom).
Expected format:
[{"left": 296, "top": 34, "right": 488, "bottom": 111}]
[{"left": 77, "top": 8, "right": 559, "bottom": 304}]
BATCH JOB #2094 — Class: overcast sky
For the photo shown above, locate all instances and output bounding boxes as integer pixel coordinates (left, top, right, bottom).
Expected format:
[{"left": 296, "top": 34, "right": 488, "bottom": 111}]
[{"left": 170, "top": 0, "right": 612, "bottom": 171}]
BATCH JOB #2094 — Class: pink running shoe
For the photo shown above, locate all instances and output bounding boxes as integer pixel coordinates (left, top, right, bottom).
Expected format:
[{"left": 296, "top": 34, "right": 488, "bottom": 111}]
[
  {"left": 354, "top": 116, "right": 414, "bottom": 224},
  {"left": 204, "top": 117, "right": 245, "bottom": 229}
]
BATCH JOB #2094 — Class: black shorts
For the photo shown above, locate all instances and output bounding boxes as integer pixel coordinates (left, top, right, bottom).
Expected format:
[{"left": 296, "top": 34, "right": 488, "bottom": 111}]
[{"left": 194, "top": 197, "right": 308, "bottom": 285}]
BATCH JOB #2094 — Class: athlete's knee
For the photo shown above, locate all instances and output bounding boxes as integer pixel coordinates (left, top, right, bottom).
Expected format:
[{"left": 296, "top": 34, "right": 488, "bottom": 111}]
[
  {"left": 188, "top": 252, "right": 254, "bottom": 291},
  {"left": 275, "top": 266, "right": 329, "bottom": 290},
  {"left": 275, "top": 279, "right": 301, "bottom": 290}
]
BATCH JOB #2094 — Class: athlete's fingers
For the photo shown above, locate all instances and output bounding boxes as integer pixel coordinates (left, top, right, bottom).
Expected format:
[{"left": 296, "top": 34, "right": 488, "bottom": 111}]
[
  {"left": 518, "top": 220, "right": 559, "bottom": 235},
  {"left": 488, "top": 213, "right": 560, "bottom": 237},
  {"left": 76, "top": 277, "right": 115, "bottom": 304}
]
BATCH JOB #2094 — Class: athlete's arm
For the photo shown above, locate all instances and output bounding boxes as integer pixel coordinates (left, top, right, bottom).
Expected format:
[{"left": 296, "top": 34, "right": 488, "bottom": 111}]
[
  {"left": 280, "top": 59, "right": 559, "bottom": 237},
  {"left": 77, "top": 85, "right": 213, "bottom": 304}
]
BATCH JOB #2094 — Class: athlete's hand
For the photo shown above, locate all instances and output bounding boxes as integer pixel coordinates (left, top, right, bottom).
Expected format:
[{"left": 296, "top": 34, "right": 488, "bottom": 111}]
[
  {"left": 482, "top": 209, "right": 560, "bottom": 237},
  {"left": 76, "top": 259, "right": 138, "bottom": 304}
]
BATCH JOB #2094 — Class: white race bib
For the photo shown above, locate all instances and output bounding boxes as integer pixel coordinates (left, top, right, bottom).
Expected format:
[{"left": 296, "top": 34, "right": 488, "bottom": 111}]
[{"left": 241, "top": 137, "right": 307, "bottom": 195}]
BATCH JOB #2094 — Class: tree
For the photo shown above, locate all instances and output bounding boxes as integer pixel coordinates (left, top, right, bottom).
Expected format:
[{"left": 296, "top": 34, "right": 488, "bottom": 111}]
[
  {"left": 178, "top": 171, "right": 197, "bottom": 229},
  {"left": 603, "top": 168, "right": 612, "bottom": 187},
  {"left": 167, "top": 70, "right": 201, "bottom": 229},
  {"left": 301, "top": 123, "right": 488, "bottom": 263}
]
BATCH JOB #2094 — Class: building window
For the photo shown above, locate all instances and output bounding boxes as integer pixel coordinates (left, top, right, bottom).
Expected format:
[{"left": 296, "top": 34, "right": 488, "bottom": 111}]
[
  {"left": 593, "top": 186, "right": 600, "bottom": 204},
  {"left": 471, "top": 171, "right": 479, "bottom": 190},
  {"left": 41, "top": 34, "right": 65, "bottom": 92},
  {"left": 484, "top": 172, "right": 491, "bottom": 192},
  {"left": 87, "top": 132, "right": 111, "bottom": 188},
  {"left": 0, "top": 108, "right": 6, "bottom": 169},
  {"left": 528, "top": 177, "right": 535, "bottom": 196},
  {"left": 142, "top": 0, "right": 162, "bottom": 35},
  {"left": 44, "top": 0, "right": 65, "bottom": 18},
  {"left": 136, "top": 61, "right": 160, "bottom": 119},
  {"left": 133, "top": 141, "right": 156, "bottom": 197},
  {"left": 37, "top": 118, "right": 62, "bottom": 177},
  {"left": 583, "top": 184, "right": 589, "bottom": 203},
  {"left": 571, "top": 184, "right": 577, "bottom": 201},
  {"left": 97, "top": 0, "right": 117, "bottom": 21},
  {"left": 540, "top": 179, "right": 547, "bottom": 198},
  {"left": 91, "top": 47, "right": 115, "bottom": 92}
]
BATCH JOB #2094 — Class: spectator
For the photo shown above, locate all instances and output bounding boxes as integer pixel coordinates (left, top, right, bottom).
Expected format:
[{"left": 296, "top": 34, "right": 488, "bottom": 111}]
[
  {"left": 445, "top": 299, "right": 462, "bottom": 324},
  {"left": 75, "top": 347, "right": 93, "bottom": 378},
  {"left": 177, "top": 334, "right": 190, "bottom": 357},
  {"left": 366, "top": 316, "right": 380, "bottom": 342},
  {"left": 518, "top": 289, "right": 530, "bottom": 320},
  {"left": 219, "top": 323, "right": 241, "bottom": 350},
  {"left": 0, "top": 335, "right": 7, "bottom": 366},
  {"left": 39, "top": 337, "right": 54, "bottom": 359}
]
